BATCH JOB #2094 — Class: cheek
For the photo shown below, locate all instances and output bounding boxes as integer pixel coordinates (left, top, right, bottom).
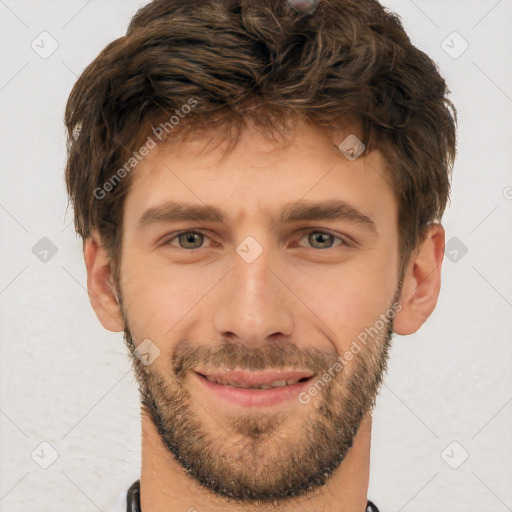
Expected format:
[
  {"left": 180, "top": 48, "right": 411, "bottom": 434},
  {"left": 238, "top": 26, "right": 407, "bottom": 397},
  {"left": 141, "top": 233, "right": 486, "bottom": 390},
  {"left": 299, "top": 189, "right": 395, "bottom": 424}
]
[
  {"left": 120, "top": 256, "right": 220, "bottom": 339},
  {"left": 290, "top": 249, "right": 398, "bottom": 348}
]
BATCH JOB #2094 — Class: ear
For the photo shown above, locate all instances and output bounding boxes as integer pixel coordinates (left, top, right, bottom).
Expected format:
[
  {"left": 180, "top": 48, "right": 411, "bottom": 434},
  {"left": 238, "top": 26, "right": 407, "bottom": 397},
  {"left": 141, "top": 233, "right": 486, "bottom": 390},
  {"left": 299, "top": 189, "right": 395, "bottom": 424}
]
[
  {"left": 393, "top": 223, "right": 445, "bottom": 335},
  {"left": 83, "top": 230, "right": 124, "bottom": 332}
]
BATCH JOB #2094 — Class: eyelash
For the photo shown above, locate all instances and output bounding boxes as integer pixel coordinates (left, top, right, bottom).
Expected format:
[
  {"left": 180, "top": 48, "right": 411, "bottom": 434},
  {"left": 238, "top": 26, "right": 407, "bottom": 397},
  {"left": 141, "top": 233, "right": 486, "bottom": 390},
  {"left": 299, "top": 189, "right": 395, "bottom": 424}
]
[{"left": 160, "top": 229, "right": 351, "bottom": 250}]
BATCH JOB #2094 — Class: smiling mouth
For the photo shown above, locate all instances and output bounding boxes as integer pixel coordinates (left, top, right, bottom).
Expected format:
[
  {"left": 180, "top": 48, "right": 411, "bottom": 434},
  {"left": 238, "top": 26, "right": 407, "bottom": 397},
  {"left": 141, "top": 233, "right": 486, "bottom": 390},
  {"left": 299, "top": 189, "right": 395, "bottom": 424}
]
[
  {"left": 193, "top": 369, "right": 315, "bottom": 390},
  {"left": 197, "top": 374, "right": 312, "bottom": 389},
  {"left": 192, "top": 369, "right": 316, "bottom": 407}
]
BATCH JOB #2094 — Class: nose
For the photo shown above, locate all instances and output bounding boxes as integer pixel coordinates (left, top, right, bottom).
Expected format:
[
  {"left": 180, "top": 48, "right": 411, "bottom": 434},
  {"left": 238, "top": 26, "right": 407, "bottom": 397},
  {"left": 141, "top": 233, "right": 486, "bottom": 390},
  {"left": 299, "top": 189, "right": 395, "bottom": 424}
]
[{"left": 212, "top": 242, "right": 294, "bottom": 347}]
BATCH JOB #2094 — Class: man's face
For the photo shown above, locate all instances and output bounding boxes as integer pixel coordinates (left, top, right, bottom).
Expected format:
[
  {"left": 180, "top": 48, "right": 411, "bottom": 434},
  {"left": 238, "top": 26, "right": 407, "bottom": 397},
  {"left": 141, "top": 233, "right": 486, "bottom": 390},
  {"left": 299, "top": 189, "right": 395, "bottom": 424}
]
[{"left": 116, "top": 119, "right": 402, "bottom": 502}]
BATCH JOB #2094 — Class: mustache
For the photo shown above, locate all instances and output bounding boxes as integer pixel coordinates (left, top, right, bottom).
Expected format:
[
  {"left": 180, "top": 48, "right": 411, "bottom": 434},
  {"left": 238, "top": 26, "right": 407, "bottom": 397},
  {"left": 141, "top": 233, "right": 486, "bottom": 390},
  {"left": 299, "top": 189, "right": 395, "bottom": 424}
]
[{"left": 171, "top": 340, "right": 338, "bottom": 382}]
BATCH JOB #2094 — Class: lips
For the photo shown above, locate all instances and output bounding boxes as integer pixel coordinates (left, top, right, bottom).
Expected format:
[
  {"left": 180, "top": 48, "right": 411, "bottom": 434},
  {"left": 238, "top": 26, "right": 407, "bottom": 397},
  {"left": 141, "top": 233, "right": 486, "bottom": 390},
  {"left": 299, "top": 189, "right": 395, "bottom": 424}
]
[
  {"left": 193, "top": 369, "right": 314, "bottom": 390},
  {"left": 193, "top": 369, "right": 315, "bottom": 407}
]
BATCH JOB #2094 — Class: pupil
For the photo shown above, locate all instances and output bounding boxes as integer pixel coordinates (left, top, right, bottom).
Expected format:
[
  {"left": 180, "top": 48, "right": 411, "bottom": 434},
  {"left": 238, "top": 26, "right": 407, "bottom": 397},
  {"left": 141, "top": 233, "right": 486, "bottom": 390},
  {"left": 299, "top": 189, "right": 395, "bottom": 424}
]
[
  {"left": 310, "top": 232, "right": 332, "bottom": 248},
  {"left": 181, "top": 232, "right": 201, "bottom": 248}
]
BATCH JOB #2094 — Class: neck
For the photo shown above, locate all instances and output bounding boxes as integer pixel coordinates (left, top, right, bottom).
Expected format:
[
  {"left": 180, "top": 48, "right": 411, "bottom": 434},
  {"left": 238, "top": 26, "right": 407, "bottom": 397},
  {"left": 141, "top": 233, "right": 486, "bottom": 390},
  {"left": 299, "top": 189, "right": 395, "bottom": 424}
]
[{"left": 140, "top": 411, "right": 372, "bottom": 512}]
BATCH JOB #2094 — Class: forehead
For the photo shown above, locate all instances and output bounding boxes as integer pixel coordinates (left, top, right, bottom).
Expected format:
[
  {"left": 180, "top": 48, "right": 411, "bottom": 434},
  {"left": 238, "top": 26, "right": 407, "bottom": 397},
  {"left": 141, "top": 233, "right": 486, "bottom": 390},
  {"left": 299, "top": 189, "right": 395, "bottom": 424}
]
[{"left": 122, "top": 119, "right": 397, "bottom": 230}]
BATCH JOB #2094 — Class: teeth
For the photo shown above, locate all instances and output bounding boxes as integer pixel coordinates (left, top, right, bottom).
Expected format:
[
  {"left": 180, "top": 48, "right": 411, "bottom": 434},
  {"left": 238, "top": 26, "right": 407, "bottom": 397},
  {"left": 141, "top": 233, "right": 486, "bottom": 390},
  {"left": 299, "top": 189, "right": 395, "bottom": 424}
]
[
  {"left": 204, "top": 375, "right": 306, "bottom": 389},
  {"left": 229, "top": 381, "right": 250, "bottom": 389}
]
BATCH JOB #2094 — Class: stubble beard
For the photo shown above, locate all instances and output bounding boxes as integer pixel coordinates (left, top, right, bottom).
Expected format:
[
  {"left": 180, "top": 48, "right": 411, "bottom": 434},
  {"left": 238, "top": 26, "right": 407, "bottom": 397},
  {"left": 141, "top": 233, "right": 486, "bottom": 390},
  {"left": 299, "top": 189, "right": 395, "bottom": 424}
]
[{"left": 119, "top": 302, "right": 396, "bottom": 504}]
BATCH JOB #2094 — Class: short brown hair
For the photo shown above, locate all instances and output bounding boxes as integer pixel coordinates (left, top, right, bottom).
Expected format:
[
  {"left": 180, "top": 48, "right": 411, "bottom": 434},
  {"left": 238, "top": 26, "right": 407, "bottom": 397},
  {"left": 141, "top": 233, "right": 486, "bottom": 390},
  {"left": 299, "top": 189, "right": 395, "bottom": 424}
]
[{"left": 64, "top": 0, "right": 457, "bottom": 274}]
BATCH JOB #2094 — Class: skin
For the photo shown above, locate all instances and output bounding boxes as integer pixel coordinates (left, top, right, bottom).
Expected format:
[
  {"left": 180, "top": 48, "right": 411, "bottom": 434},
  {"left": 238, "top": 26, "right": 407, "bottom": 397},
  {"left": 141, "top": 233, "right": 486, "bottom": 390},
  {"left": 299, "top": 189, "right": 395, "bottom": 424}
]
[{"left": 84, "top": 117, "right": 445, "bottom": 512}]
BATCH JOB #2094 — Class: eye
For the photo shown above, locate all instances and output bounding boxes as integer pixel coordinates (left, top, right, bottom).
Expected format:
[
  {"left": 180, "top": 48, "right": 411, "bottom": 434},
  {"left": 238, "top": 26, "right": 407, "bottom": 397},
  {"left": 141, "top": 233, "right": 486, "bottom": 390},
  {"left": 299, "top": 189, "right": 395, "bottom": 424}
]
[
  {"left": 161, "top": 230, "right": 213, "bottom": 249},
  {"left": 297, "top": 230, "right": 348, "bottom": 249},
  {"left": 160, "top": 229, "right": 349, "bottom": 251}
]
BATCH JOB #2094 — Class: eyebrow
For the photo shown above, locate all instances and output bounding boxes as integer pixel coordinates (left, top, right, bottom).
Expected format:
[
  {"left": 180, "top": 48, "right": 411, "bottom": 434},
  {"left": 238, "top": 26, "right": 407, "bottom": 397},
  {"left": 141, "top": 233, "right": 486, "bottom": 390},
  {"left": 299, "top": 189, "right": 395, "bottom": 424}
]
[{"left": 137, "top": 199, "right": 377, "bottom": 234}]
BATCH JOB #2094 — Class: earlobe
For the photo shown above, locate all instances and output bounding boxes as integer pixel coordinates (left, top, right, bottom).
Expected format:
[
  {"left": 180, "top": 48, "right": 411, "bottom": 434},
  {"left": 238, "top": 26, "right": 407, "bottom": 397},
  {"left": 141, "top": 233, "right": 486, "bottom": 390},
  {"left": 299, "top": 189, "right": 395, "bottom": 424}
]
[
  {"left": 393, "top": 224, "right": 445, "bottom": 335},
  {"left": 83, "top": 231, "right": 124, "bottom": 332}
]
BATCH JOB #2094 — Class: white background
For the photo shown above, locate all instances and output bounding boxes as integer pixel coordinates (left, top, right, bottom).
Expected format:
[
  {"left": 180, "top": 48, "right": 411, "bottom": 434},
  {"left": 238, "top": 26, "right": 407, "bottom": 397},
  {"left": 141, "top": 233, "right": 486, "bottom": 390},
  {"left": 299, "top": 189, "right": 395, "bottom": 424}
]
[{"left": 0, "top": 1, "right": 511, "bottom": 511}]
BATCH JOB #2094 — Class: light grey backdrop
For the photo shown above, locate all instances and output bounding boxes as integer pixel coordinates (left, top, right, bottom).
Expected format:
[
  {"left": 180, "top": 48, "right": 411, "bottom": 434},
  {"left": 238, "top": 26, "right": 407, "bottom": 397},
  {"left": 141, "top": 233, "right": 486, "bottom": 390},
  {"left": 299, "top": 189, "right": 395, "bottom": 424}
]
[{"left": 0, "top": 1, "right": 511, "bottom": 511}]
